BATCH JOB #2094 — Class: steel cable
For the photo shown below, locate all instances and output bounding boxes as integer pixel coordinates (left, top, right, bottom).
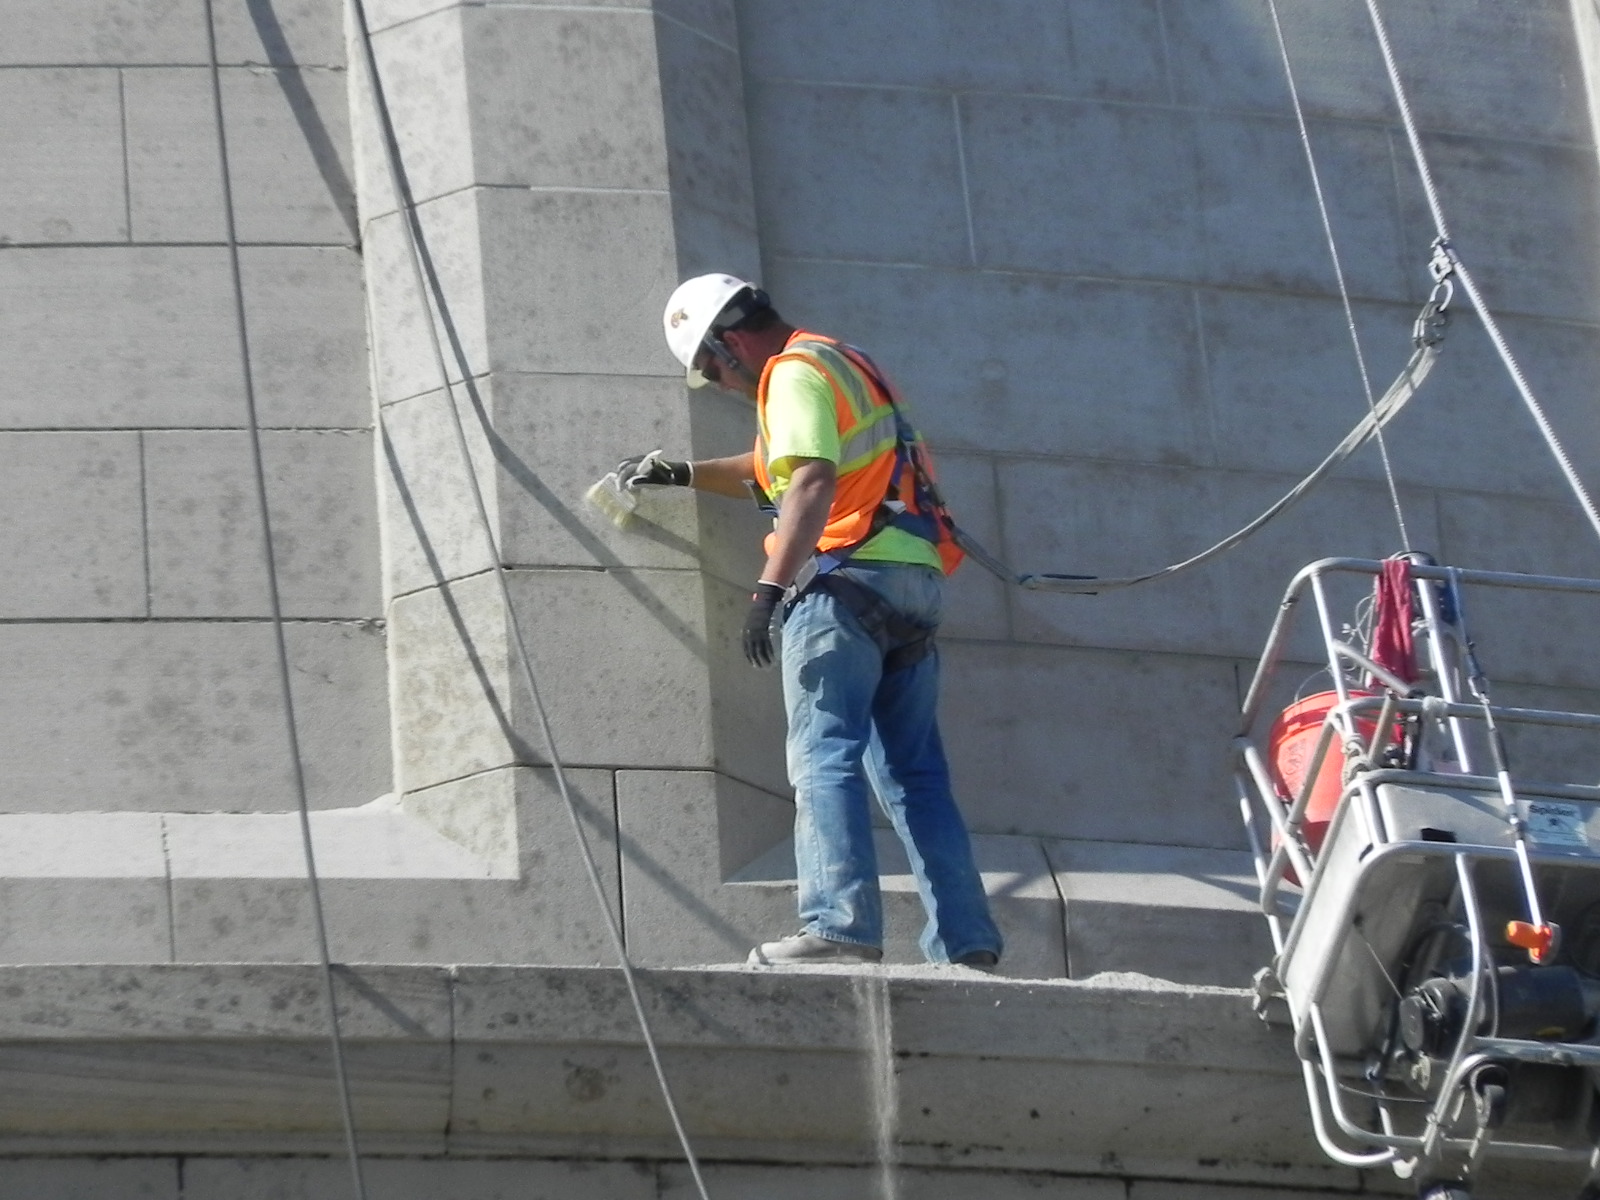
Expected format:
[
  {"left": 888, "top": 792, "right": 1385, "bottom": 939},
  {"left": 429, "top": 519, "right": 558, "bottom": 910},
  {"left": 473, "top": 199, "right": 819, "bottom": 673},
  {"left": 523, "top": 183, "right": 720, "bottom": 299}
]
[
  {"left": 1267, "top": 0, "right": 1411, "bottom": 550},
  {"left": 343, "top": 3, "right": 713, "bottom": 1197},
  {"left": 1363, "top": 0, "right": 1600, "bottom": 550},
  {"left": 200, "top": 3, "right": 368, "bottom": 1198}
]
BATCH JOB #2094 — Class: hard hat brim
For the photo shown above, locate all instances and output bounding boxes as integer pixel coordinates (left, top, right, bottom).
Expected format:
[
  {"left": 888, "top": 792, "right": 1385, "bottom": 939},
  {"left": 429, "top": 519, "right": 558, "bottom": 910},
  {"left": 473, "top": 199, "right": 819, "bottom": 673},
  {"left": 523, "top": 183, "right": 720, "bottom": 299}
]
[{"left": 685, "top": 363, "right": 711, "bottom": 389}]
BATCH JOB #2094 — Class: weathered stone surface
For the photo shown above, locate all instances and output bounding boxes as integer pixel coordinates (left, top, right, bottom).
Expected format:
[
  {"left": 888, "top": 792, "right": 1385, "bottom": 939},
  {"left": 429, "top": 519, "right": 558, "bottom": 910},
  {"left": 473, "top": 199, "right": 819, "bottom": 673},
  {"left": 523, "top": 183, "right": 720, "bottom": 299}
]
[
  {"left": 352, "top": 7, "right": 470, "bottom": 221},
  {"left": 0, "top": 1, "right": 206, "bottom": 65},
  {"left": 220, "top": 66, "right": 357, "bottom": 244},
  {"left": 740, "top": 0, "right": 1167, "bottom": 102},
  {"left": 747, "top": 81, "right": 970, "bottom": 267},
  {"left": 0, "top": 247, "right": 243, "bottom": 428},
  {"left": 0, "top": 432, "right": 145, "bottom": 618},
  {"left": 0, "top": 69, "right": 126, "bottom": 244},
  {"left": 212, "top": 0, "right": 346, "bottom": 68},
  {"left": 144, "top": 428, "right": 379, "bottom": 619},
  {"left": 1046, "top": 840, "right": 1272, "bottom": 988},
  {"left": 459, "top": 6, "right": 667, "bottom": 191},
  {"left": 0, "top": 620, "right": 388, "bottom": 814},
  {"left": 123, "top": 67, "right": 225, "bottom": 243},
  {"left": 938, "top": 641, "right": 1244, "bottom": 848}
]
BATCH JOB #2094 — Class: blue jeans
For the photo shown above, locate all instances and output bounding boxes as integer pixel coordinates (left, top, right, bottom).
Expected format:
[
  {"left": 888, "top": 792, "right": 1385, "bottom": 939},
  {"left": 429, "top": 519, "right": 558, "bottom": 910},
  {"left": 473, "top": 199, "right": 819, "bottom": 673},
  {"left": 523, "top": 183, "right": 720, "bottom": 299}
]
[{"left": 780, "top": 561, "right": 1002, "bottom": 962}]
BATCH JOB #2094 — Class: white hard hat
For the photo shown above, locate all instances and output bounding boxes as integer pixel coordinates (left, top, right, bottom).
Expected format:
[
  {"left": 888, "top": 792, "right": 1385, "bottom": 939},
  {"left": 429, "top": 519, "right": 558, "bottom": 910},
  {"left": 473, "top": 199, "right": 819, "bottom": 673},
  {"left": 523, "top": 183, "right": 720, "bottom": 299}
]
[{"left": 662, "top": 273, "right": 760, "bottom": 388}]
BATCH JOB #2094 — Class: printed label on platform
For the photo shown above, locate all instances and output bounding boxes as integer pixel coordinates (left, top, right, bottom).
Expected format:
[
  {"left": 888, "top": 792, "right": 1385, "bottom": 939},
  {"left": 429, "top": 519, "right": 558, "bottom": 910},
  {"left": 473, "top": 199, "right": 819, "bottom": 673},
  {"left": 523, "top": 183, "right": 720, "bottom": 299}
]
[{"left": 1521, "top": 800, "right": 1589, "bottom": 848}]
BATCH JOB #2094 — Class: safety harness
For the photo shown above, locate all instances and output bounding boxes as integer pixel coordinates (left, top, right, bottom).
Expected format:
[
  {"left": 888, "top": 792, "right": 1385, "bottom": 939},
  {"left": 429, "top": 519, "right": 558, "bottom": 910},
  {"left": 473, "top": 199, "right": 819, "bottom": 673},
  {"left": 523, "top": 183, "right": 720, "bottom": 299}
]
[{"left": 758, "top": 340, "right": 956, "bottom": 673}]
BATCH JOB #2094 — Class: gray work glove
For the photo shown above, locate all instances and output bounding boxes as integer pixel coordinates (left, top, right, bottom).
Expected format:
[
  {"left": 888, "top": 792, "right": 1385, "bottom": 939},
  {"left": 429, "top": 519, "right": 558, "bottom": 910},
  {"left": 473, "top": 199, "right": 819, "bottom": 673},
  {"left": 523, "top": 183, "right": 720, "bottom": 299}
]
[{"left": 616, "top": 450, "right": 691, "bottom": 490}]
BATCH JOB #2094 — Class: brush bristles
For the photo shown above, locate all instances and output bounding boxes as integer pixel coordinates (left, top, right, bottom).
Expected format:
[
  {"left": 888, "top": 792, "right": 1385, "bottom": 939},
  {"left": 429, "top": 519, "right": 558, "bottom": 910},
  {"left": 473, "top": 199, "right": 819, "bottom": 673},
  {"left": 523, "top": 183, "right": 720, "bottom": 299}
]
[{"left": 585, "top": 473, "right": 639, "bottom": 529}]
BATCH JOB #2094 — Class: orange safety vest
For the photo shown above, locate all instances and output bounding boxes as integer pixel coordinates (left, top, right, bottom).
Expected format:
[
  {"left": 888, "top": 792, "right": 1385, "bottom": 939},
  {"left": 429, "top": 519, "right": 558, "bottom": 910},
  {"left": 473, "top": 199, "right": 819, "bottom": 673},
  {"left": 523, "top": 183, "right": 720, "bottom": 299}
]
[{"left": 752, "top": 331, "right": 964, "bottom": 575}]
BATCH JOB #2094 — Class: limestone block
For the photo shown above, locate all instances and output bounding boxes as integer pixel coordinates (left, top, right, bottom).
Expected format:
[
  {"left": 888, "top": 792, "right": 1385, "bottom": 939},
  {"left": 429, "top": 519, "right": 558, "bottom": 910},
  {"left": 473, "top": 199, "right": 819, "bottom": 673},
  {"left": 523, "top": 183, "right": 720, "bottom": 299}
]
[
  {"left": 739, "top": 0, "right": 1166, "bottom": 103},
  {"left": 962, "top": 94, "right": 1201, "bottom": 282},
  {"left": 936, "top": 641, "right": 1244, "bottom": 847},
  {"left": 656, "top": 7, "right": 754, "bottom": 233},
  {"left": 238, "top": 247, "right": 370, "bottom": 426},
  {"left": 144, "top": 429, "right": 380, "bottom": 618},
  {"left": 0, "top": 813, "right": 166, "bottom": 878},
  {"left": 0, "top": 1039, "right": 448, "bottom": 1139},
  {"left": 0, "top": 247, "right": 244, "bottom": 428},
  {"left": 212, "top": 0, "right": 345, "bottom": 67},
  {"left": 0, "top": 1159, "right": 179, "bottom": 1199},
  {"left": 351, "top": 8, "right": 470, "bottom": 222},
  {"left": 123, "top": 67, "right": 225, "bottom": 243},
  {"left": 0, "top": 432, "right": 145, "bottom": 618},
  {"left": 662, "top": 1163, "right": 1124, "bottom": 1200},
  {"left": 362, "top": 0, "right": 469, "bottom": 36},
  {"left": 0, "top": 880, "right": 170, "bottom": 964},
  {"left": 485, "top": 373, "right": 701, "bottom": 574},
  {"left": 702, "top": 577, "right": 788, "bottom": 798},
  {"left": 1000, "top": 458, "right": 1440, "bottom": 663},
  {"left": 0, "top": 620, "right": 388, "bottom": 813},
  {"left": 363, "top": 193, "right": 487, "bottom": 406},
  {"left": 1404, "top": 134, "right": 1600, "bottom": 324},
  {"left": 378, "top": 386, "right": 502, "bottom": 599},
  {"left": 0, "top": 69, "right": 126, "bottom": 244},
  {"left": 1195, "top": 113, "right": 1406, "bottom": 300},
  {"left": 931, "top": 451, "right": 1008, "bottom": 641},
  {"left": 183, "top": 1156, "right": 657, "bottom": 1200},
  {"left": 476, "top": 187, "right": 682, "bottom": 378},
  {"left": 391, "top": 569, "right": 714, "bottom": 790},
  {"left": 1435, "top": 490, "right": 1600, "bottom": 693},
  {"left": 763, "top": 259, "right": 1210, "bottom": 466},
  {"left": 220, "top": 66, "right": 357, "bottom": 244},
  {"left": 162, "top": 804, "right": 499, "bottom": 881},
  {"left": 1202, "top": 295, "right": 1596, "bottom": 505},
  {"left": 398, "top": 767, "right": 626, "bottom": 965},
  {"left": 746, "top": 81, "right": 969, "bottom": 267},
  {"left": 655, "top": 0, "right": 737, "bottom": 46},
  {"left": 0, "top": 964, "right": 451, "bottom": 1040},
  {"left": 1168, "top": 1, "right": 1587, "bottom": 145},
  {"left": 616, "top": 770, "right": 795, "bottom": 967},
  {"left": 1046, "top": 839, "right": 1271, "bottom": 987},
  {"left": 458, "top": 6, "right": 667, "bottom": 191},
  {"left": 0, "top": 1, "right": 205, "bottom": 65},
  {"left": 389, "top": 574, "right": 517, "bottom": 790}
]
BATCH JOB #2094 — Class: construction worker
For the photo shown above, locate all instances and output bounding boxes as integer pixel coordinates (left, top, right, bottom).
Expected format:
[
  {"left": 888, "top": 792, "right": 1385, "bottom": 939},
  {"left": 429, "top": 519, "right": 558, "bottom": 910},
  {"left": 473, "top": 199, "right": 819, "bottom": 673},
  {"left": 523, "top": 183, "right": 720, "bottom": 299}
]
[{"left": 614, "top": 273, "right": 1002, "bottom": 968}]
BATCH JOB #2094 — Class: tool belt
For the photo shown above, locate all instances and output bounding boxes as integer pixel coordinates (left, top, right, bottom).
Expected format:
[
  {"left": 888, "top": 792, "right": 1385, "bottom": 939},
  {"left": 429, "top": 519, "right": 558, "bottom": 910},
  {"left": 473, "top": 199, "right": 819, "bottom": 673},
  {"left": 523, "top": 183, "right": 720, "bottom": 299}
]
[{"left": 792, "top": 569, "right": 936, "bottom": 675}]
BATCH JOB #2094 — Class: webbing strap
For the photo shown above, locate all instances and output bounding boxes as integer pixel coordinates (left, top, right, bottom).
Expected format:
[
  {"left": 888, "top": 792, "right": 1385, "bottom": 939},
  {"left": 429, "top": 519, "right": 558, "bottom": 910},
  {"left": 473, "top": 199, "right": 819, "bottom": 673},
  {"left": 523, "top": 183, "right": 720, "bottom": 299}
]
[{"left": 1018, "top": 336, "right": 1440, "bottom": 594}]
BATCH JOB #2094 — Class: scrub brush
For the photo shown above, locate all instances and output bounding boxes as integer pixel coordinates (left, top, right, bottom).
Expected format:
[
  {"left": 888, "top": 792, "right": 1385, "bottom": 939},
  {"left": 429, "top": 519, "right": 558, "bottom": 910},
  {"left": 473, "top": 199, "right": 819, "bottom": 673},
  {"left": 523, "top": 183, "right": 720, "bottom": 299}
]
[{"left": 586, "top": 450, "right": 664, "bottom": 529}]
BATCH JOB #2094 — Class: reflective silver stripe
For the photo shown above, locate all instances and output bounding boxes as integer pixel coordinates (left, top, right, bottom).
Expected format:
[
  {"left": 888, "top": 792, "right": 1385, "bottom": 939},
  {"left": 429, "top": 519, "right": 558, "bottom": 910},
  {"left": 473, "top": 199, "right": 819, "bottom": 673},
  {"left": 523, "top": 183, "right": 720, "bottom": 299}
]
[
  {"left": 786, "top": 340, "right": 879, "bottom": 424},
  {"left": 838, "top": 417, "right": 898, "bottom": 473}
]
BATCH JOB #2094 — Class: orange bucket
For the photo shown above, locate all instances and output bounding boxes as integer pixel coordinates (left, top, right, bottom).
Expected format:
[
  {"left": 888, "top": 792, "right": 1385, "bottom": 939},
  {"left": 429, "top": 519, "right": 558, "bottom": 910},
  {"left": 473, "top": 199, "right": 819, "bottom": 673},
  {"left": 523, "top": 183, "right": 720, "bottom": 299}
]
[{"left": 1267, "top": 690, "right": 1378, "bottom": 867}]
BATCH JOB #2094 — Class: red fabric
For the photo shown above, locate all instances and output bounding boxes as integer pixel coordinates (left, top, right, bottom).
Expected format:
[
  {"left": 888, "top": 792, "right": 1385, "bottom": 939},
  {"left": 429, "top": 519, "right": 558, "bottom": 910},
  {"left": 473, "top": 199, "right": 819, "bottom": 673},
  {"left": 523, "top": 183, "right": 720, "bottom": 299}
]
[{"left": 1371, "top": 557, "right": 1418, "bottom": 685}]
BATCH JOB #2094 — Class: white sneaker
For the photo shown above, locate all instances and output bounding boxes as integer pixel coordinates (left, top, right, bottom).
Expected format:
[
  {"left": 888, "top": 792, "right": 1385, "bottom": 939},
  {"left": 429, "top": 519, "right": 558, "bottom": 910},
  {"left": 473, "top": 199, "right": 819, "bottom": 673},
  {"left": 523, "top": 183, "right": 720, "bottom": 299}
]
[{"left": 747, "top": 932, "right": 883, "bottom": 965}]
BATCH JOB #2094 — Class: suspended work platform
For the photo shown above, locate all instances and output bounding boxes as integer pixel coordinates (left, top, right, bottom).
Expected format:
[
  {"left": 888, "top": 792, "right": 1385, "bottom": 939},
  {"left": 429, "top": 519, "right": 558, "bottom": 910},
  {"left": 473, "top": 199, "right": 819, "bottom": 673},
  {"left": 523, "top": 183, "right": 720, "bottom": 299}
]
[{"left": 1239, "top": 556, "right": 1600, "bottom": 1200}]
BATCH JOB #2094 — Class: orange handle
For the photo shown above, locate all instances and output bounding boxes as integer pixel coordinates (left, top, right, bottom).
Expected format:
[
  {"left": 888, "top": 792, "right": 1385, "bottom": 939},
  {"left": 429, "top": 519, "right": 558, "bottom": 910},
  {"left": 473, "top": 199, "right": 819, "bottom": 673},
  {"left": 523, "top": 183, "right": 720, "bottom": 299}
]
[{"left": 1506, "top": 920, "right": 1558, "bottom": 963}]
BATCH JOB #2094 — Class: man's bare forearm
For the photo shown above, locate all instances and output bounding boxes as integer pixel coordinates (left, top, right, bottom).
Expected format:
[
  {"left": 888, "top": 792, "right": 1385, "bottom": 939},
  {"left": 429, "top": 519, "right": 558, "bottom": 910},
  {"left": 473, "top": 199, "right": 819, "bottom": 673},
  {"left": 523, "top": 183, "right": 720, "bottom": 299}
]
[
  {"left": 761, "top": 458, "right": 835, "bottom": 586},
  {"left": 689, "top": 452, "right": 757, "bottom": 498}
]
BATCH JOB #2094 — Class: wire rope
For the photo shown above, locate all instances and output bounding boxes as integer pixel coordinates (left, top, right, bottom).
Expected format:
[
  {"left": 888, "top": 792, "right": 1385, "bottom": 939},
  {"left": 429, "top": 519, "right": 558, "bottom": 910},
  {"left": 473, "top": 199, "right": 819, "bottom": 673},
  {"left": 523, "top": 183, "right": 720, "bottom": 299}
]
[
  {"left": 343, "top": 3, "right": 713, "bottom": 1196},
  {"left": 1363, "top": 0, "right": 1600, "bottom": 550},
  {"left": 1266, "top": 0, "right": 1411, "bottom": 550},
  {"left": 200, "top": 4, "right": 367, "bottom": 1198}
]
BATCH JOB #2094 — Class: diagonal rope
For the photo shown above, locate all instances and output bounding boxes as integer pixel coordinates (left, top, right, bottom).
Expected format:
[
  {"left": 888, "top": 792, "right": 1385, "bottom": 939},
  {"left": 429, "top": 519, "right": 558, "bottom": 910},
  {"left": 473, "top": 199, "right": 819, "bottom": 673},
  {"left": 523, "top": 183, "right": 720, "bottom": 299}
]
[
  {"left": 200, "top": 4, "right": 367, "bottom": 1198},
  {"left": 1266, "top": 0, "right": 1410, "bottom": 550},
  {"left": 1363, "top": 0, "right": 1600, "bottom": 550},
  {"left": 344, "top": 4, "right": 713, "bottom": 1197}
]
